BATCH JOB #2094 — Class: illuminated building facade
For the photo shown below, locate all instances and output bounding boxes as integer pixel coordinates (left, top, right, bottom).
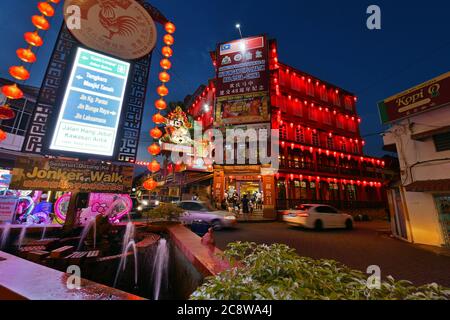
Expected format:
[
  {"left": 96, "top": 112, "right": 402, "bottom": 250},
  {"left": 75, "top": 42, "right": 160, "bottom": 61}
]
[{"left": 186, "top": 37, "right": 387, "bottom": 218}]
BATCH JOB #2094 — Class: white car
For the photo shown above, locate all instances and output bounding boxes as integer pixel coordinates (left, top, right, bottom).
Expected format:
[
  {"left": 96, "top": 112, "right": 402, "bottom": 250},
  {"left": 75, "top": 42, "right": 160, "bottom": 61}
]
[
  {"left": 177, "top": 201, "right": 237, "bottom": 230},
  {"left": 282, "top": 204, "right": 354, "bottom": 230}
]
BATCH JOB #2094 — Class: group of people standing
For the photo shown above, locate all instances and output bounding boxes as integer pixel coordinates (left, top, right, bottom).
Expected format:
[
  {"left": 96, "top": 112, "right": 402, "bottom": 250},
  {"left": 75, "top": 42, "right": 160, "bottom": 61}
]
[{"left": 220, "top": 190, "right": 263, "bottom": 219}]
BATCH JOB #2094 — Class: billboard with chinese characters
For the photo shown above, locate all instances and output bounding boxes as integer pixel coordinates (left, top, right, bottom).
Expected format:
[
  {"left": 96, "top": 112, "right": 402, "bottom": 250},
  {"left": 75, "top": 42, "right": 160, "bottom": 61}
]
[
  {"left": 378, "top": 71, "right": 450, "bottom": 124},
  {"left": 215, "top": 35, "right": 270, "bottom": 125},
  {"left": 49, "top": 48, "right": 130, "bottom": 157}
]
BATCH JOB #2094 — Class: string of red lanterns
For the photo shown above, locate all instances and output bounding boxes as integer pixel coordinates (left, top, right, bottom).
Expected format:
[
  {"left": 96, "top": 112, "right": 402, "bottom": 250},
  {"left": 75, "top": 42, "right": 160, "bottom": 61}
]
[
  {"left": 144, "top": 21, "right": 176, "bottom": 191},
  {"left": 0, "top": 0, "right": 60, "bottom": 142}
]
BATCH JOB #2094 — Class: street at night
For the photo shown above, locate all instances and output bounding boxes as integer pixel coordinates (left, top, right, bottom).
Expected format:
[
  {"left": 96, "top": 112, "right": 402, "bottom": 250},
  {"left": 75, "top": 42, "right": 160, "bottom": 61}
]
[
  {"left": 0, "top": 0, "right": 449, "bottom": 309},
  {"left": 215, "top": 221, "right": 450, "bottom": 287}
]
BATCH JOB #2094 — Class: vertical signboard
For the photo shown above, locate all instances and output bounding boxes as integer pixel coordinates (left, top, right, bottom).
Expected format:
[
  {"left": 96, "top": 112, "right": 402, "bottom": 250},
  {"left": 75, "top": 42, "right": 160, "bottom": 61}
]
[
  {"left": 49, "top": 47, "right": 130, "bottom": 157},
  {"left": 215, "top": 36, "right": 270, "bottom": 126}
]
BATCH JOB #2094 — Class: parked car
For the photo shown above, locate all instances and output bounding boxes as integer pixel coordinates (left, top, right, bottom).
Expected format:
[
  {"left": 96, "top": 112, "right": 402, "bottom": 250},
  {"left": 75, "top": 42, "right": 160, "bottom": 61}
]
[
  {"left": 282, "top": 204, "right": 354, "bottom": 230},
  {"left": 176, "top": 200, "right": 237, "bottom": 230}
]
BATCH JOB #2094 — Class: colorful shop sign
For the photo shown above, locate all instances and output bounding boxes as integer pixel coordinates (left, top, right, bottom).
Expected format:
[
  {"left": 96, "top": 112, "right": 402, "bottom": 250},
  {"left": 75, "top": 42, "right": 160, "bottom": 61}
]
[
  {"left": 49, "top": 48, "right": 130, "bottom": 157},
  {"left": 0, "top": 169, "right": 12, "bottom": 189},
  {"left": 63, "top": 0, "right": 157, "bottom": 60},
  {"left": 215, "top": 36, "right": 270, "bottom": 125},
  {"left": 10, "top": 157, "right": 134, "bottom": 193},
  {"left": 378, "top": 72, "right": 450, "bottom": 124},
  {"left": 0, "top": 196, "right": 18, "bottom": 223}
]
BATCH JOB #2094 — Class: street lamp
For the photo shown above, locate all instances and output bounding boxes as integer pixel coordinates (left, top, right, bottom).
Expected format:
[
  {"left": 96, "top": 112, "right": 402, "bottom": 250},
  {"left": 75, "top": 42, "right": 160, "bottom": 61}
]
[{"left": 235, "top": 23, "right": 243, "bottom": 38}]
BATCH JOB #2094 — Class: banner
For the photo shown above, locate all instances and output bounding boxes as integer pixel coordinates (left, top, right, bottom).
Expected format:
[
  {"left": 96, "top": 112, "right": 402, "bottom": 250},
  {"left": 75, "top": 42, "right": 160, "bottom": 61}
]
[
  {"left": 215, "top": 35, "right": 270, "bottom": 125},
  {"left": 10, "top": 157, "right": 134, "bottom": 193},
  {"left": 378, "top": 71, "right": 450, "bottom": 124}
]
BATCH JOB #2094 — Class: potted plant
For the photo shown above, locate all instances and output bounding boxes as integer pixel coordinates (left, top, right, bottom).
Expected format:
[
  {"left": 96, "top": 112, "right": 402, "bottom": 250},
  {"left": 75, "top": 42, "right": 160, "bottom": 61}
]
[{"left": 142, "top": 202, "right": 185, "bottom": 232}]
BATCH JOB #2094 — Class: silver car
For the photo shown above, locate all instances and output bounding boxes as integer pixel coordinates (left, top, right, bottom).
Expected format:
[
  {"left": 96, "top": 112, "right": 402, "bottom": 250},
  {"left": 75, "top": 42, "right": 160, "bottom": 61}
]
[{"left": 177, "top": 201, "right": 237, "bottom": 230}]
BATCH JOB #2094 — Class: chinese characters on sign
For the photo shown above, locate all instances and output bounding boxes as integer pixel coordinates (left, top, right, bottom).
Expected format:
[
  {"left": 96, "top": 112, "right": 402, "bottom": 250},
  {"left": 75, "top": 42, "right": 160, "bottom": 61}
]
[{"left": 215, "top": 36, "right": 270, "bottom": 125}]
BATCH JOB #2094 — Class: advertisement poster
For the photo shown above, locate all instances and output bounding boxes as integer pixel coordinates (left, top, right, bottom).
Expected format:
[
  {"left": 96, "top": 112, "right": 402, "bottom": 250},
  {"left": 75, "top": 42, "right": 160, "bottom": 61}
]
[
  {"left": 10, "top": 157, "right": 134, "bottom": 193},
  {"left": 215, "top": 36, "right": 270, "bottom": 125},
  {"left": 378, "top": 71, "right": 450, "bottom": 124},
  {"left": 0, "top": 169, "right": 12, "bottom": 189},
  {"left": 0, "top": 196, "right": 18, "bottom": 223},
  {"left": 49, "top": 48, "right": 130, "bottom": 157}
]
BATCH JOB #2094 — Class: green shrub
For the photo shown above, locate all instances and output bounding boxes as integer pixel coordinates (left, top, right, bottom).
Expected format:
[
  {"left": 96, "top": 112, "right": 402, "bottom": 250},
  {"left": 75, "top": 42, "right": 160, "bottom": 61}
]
[
  {"left": 190, "top": 242, "right": 450, "bottom": 300},
  {"left": 142, "top": 202, "right": 184, "bottom": 222}
]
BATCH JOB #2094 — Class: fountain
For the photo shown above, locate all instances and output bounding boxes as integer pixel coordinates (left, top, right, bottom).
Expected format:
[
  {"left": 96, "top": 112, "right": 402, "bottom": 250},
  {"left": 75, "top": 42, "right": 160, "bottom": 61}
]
[
  {"left": 152, "top": 238, "right": 169, "bottom": 300},
  {"left": 0, "top": 223, "right": 12, "bottom": 250},
  {"left": 17, "top": 225, "right": 28, "bottom": 249},
  {"left": 40, "top": 225, "right": 47, "bottom": 240},
  {"left": 77, "top": 217, "right": 97, "bottom": 251},
  {"left": 113, "top": 222, "right": 138, "bottom": 289}
]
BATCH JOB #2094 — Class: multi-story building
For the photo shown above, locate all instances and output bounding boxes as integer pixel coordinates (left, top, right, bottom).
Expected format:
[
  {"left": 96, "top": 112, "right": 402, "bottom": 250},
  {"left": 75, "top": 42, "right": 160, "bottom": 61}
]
[
  {"left": 380, "top": 72, "right": 450, "bottom": 247},
  {"left": 186, "top": 36, "right": 387, "bottom": 218}
]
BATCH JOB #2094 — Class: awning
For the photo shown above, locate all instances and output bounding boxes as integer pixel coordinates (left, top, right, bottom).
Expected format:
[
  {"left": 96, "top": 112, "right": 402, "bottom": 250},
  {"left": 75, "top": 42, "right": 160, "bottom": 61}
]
[{"left": 405, "top": 179, "right": 450, "bottom": 192}]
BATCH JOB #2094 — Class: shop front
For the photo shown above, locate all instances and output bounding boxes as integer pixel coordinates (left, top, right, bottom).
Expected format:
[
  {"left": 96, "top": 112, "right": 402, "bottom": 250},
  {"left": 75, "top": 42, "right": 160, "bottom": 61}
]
[{"left": 213, "top": 165, "right": 276, "bottom": 219}]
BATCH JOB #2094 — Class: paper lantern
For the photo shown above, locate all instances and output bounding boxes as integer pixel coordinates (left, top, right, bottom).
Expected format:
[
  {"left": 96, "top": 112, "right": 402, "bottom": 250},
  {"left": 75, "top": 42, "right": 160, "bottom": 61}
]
[
  {"left": 9, "top": 66, "right": 30, "bottom": 81},
  {"left": 165, "top": 22, "right": 176, "bottom": 34},
  {"left": 16, "top": 48, "right": 36, "bottom": 63},
  {"left": 32, "top": 15, "right": 50, "bottom": 30},
  {"left": 154, "top": 99, "right": 167, "bottom": 111},
  {"left": 152, "top": 113, "right": 165, "bottom": 124},
  {"left": 159, "top": 71, "right": 170, "bottom": 83},
  {"left": 2, "top": 84, "right": 23, "bottom": 100},
  {"left": 148, "top": 160, "right": 161, "bottom": 173},
  {"left": 25, "top": 31, "right": 43, "bottom": 47},
  {"left": 143, "top": 178, "right": 157, "bottom": 191},
  {"left": 150, "top": 127, "right": 162, "bottom": 139},
  {"left": 161, "top": 46, "right": 173, "bottom": 58},
  {"left": 0, "top": 105, "right": 15, "bottom": 120},
  {"left": 157, "top": 85, "right": 169, "bottom": 97},
  {"left": 160, "top": 58, "right": 172, "bottom": 70},
  {"left": 38, "top": 2, "right": 55, "bottom": 17},
  {"left": 0, "top": 129, "right": 7, "bottom": 142},
  {"left": 148, "top": 143, "right": 161, "bottom": 156},
  {"left": 163, "top": 34, "right": 174, "bottom": 46}
]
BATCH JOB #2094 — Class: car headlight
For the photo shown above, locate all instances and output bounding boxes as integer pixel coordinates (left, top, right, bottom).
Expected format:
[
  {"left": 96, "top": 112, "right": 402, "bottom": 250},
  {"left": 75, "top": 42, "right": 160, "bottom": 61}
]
[
  {"left": 142, "top": 201, "right": 149, "bottom": 206},
  {"left": 137, "top": 206, "right": 143, "bottom": 211},
  {"left": 225, "top": 216, "right": 236, "bottom": 220},
  {"left": 155, "top": 200, "right": 160, "bottom": 206}
]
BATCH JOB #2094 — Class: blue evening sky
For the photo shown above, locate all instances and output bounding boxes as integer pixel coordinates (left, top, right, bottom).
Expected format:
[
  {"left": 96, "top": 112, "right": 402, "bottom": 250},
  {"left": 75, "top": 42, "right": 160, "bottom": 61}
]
[{"left": 0, "top": 0, "right": 449, "bottom": 162}]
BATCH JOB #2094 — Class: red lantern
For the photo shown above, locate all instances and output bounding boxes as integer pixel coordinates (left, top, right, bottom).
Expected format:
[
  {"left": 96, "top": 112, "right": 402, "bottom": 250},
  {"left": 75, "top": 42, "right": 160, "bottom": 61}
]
[
  {"left": 161, "top": 46, "right": 173, "bottom": 58},
  {"left": 148, "top": 160, "right": 161, "bottom": 173},
  {"left": 143, "top": 178, "right": 157, "bottom": 191},
  {"left": 49, "top": 0, "right": 60, "bottom": 3},
  {"left": 2, "top": 84, "right": 23, "bottom": 100},
  {"left": 9, "top": 66, "right": 30, "bottom": 81},
  {"left": 16, "top": 48, "right": 37, "bottom": 63},
  {"left": 163, "top": 34, "right": 174, "bottom": 46},
  {"left": 38, "top": 2, "right": 55, "bottom": 17},
  {"left": 150, "top": 127, "right": 162, "bottom": 139},
  {"left": 165, "top": 22, "right": 176, "bottom": 34},
  {"left": 155, "top": 99, "right": 167, "bottom": 111},
  {"left": 157, "top": 85, "right": 169, "bottom": 97},
  {"left": 0, "top": 129, "right": 7, "bottom": 142},
  {"left": 159, "top": 71, "right": 170, "bottom": 83},
  {"left": 160, "top": 59, "right": 172, "bottom": 70},
  {"left": 25, "top": 31, "right": 43, "bottom": 47},
  {"left": 148, "top": 143, "right": 161, "bottom": 156},
  {"left": 32, "top": 15, "right": 50, "bottom": 30},
  {"left": 0, "top": 105, "right": 16, "bottom": 120},
  {"left": 152, "top": 113, "right": 165, "bottom": 124}
]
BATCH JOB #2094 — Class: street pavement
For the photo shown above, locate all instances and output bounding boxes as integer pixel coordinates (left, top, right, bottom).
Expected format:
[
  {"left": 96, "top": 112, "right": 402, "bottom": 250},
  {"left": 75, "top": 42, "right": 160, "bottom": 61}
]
[{"left": 214, "top": 220, "right": 450, "bottom": 287}]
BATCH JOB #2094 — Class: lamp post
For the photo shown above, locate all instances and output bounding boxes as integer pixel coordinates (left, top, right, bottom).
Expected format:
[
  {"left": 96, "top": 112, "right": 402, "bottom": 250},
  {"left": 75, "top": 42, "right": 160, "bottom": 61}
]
[{"left": 235, "top": 23, "right": 243, "bottom": 38}]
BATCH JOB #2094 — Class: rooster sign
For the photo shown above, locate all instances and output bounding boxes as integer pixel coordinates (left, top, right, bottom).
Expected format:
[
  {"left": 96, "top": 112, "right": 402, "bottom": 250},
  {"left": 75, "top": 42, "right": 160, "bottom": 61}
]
[{"left": 64, "top": 0, "right": 157, "bottom": 59}]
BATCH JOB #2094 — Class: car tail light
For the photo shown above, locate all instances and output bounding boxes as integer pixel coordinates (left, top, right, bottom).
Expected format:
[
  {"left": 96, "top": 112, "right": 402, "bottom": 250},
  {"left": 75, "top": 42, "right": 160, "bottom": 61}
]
[{"left": 297, "top": 212, "right": 309, "bottom": 217}]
